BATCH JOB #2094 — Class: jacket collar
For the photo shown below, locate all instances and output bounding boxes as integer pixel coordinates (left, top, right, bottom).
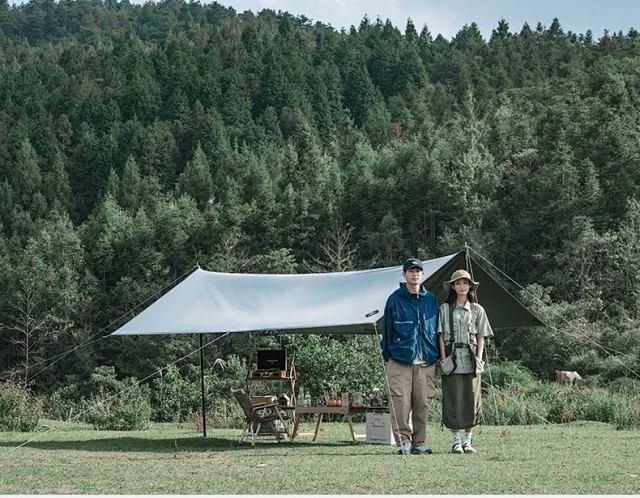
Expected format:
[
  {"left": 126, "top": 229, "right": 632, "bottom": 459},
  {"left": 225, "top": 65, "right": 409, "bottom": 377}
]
[{"left": 397, "top": 282, "right": 427, "bottom": 298}]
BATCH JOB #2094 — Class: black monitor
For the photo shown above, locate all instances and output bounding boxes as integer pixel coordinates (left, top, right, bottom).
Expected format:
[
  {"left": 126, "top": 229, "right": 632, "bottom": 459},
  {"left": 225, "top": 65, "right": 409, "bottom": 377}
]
[{"left": 256, "top": 349, "right": 286, "bottom": 371}]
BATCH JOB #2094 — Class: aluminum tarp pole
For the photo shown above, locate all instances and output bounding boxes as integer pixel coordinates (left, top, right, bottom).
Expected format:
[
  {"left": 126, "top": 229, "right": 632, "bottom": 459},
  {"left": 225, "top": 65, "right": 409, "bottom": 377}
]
[{"left": 199, "top": 333, "right": 207, "bottom": 438}]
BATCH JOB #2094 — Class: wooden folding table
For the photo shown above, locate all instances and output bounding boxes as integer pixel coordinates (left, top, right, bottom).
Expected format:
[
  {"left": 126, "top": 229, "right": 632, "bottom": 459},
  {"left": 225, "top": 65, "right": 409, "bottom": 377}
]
[{"left": 291, "top": 405, "right": 358, "bottom": 442}]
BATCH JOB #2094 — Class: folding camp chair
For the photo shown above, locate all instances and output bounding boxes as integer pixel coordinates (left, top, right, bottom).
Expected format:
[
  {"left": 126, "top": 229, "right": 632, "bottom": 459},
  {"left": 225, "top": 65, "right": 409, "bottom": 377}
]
[{"left": 231, "top": 388, "right": 291, "bottom": 447}]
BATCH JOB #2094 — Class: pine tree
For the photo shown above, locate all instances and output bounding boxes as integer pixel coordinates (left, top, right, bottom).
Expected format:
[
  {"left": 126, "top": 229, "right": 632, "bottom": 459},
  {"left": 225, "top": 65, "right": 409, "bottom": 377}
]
[
  {"left": 13, "top": 138, "right": 42, "bottom": 210},
  {"left": 176, "top": 144, "right": 214, "bottom": 208},
  {"left": 119, "top": 156, "right": 142, "bottom": 212},
  {"left": 42, "top": 150, "right": 72, "bottom": 213}
]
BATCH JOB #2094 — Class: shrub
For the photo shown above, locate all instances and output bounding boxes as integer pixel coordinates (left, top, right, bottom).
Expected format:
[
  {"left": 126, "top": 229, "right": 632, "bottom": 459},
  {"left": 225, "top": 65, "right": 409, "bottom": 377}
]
[
  {"left": 567, "top": 349, "right": 604, "bottom": 377},
  {"left": 582, "top": 391, "right": 619, "bottom": 423},
  {"left": 484, "top": 361, "right": 537, "bottom": 390},
  {"left": 88, "top": 365, "right": 123, "bottom": 392},
  {"left": 150, "top": 365, "right": 200, "bottom": 422},
  {"left": 46, "top": 384, "right": 83, "bottom": 421},
  {"left": 85, "top": 381, "right": 151, "bottom": 430},
  {"left": 206, "top": 355, "right": 247, "bottom": 397},
  {"left": 600, "top": 353, "right": 640, "bottom": 381},
  {"left": 609, "top": 377, "right": 639, "bottom": 396},
  {"left": 83, "top": 366, "right": 151, "bottom": 430},
  {"left": 579, "top": 374, "right": 603, "bottom": 389},
  {"left": 0, "top": 381, "right": 42, "bottom": 432},
  {"left": 283, "top": 335, "right": 385, "bottom": 400},
  {"left": 204, "top": 396, "right": 246, "bottom": 429}
]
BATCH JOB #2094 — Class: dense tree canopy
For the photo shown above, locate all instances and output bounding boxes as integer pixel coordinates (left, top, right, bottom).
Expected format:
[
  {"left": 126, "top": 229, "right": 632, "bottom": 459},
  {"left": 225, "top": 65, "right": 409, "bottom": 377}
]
[{"left": 0, "top": 0, "right": 639, "bottom": 392}]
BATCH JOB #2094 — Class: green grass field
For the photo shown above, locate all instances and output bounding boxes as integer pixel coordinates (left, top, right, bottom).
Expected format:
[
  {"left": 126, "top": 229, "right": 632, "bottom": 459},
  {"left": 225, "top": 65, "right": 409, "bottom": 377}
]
[{"left": 0, "top": 419, "right": 638, "bottom": 494}]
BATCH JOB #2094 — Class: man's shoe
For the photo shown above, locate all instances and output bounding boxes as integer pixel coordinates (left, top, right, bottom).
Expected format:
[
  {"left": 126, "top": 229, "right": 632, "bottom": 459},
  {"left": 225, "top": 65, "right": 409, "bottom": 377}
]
[
  {"left": 452, "top": 442, "right": 463, "bottom": 454},
  {"left": 411, "top": 445, "right": 433, "bottom": 455},
  {"left": 462, "top": 442, "right": 477, "bottom": 453},
  {"left": 397, "top": 442, "right": 411, "bottom": 455}
]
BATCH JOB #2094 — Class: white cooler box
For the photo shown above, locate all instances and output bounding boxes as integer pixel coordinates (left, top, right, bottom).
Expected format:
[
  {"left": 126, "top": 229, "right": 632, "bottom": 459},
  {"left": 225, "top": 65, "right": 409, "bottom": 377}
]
[{"left": 365, "top": 412, "right": 398, "bottom": 445}]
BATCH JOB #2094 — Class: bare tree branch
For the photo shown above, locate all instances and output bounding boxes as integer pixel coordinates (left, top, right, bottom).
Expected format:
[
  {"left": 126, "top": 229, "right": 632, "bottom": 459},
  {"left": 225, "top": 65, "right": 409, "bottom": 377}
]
[{"left": 303, "top": 223, "right": 360, "bottom": 273}]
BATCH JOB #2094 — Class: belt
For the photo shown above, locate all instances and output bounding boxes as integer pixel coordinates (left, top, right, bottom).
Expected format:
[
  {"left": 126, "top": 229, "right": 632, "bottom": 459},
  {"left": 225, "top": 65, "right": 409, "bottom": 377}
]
[{"left": 454, "top": 342, "right": 469, "bottom": 348}]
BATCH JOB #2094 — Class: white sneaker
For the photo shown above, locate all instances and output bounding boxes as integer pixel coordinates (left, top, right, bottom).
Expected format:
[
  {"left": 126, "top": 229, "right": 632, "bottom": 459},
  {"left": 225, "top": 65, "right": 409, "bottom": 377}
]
[
  {"left": 463, "top": 442, "right": 477, "bottom": 453},
  {"left": 452, "top": 442, "right": 463, "bottom": 454}
]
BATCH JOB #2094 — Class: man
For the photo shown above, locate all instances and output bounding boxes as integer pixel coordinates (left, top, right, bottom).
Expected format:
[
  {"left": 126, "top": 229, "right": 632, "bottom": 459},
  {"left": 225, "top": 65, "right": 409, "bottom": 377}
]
[{"left": 380, "top": 258, "right": 439, "bottom": 455}]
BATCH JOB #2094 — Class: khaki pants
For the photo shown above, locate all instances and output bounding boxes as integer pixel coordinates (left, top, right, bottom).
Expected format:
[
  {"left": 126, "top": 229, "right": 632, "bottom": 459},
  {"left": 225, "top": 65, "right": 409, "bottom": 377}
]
[{"left": 386, "top": 359, "right": 436, "bottom": 446}]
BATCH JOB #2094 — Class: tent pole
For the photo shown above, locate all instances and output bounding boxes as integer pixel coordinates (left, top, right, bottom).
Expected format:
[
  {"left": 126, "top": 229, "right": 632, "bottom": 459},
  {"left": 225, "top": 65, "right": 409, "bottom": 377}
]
[
  {"left": 199, "top": 333, "right": 207, "bottom": 438},
  {"left": 464, "top": 242, "right": 470, "bottom": 270}
]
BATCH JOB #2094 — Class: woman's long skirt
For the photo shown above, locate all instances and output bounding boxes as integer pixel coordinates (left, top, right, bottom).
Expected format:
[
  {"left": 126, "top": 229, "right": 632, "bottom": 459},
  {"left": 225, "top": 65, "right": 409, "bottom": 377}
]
[{"left": 441, "top": 373, "right": 482, "bottom": 429}]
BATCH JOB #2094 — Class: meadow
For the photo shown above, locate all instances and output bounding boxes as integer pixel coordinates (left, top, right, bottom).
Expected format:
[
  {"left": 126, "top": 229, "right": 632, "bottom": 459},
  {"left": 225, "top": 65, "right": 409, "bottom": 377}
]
[{"left": 0, "top": 419, "right": 638, "bottom": 494}]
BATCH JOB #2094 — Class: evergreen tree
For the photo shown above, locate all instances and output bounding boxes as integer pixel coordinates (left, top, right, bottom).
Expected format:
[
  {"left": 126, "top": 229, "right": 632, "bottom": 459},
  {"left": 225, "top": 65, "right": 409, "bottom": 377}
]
[
  {"left": 13, "top": 138, "right": 42, "bottom": 211},
  {"left": 340, "top": 43, "right": 376, "bottom": 127},
  {"left": 42, "top": 150, "right": 72, "bottom": 213},
  {"left": 176, "top": 144, "right": 214, "bottom": 208}
]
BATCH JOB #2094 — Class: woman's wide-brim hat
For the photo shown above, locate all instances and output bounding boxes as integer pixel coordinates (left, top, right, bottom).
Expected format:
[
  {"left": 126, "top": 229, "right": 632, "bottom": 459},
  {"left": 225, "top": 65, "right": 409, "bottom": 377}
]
[{"left": 443, "top": 269, "right": 479, "bottom": 291}]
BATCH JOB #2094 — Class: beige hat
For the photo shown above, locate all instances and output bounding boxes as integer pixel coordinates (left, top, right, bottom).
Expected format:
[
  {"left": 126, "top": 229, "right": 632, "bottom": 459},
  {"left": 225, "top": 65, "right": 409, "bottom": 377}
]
[{"left": 443, "top": 269, "right": 479, "bottom": 291}]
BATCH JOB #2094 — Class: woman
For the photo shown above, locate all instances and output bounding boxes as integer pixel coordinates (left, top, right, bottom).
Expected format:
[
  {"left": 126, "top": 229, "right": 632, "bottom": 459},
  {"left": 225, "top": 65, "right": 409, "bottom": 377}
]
[{"left": 437, "top": 269, "right": 493, "bottom": 454}]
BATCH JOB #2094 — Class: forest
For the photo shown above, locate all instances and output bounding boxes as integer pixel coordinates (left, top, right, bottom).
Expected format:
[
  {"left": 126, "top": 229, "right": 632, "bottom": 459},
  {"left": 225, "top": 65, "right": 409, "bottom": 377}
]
[{"left": 0, "top": 0, "right": 639, "bottom": 428}]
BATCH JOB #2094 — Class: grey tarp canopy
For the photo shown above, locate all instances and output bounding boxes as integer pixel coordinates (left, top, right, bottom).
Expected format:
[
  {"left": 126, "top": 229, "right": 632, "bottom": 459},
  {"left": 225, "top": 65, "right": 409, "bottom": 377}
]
[{"left": 112, "top": 249, "right": 542, "bottom": 337}]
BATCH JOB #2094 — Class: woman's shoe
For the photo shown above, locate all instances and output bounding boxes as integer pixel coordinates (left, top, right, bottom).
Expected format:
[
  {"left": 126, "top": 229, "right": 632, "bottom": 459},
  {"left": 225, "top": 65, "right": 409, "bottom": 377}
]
[
  {"left": 462, "top": 442, "right": 477, "bottom": 453},
  {"left": 452, "top": 442, "right": 463, "bottom": 454}
]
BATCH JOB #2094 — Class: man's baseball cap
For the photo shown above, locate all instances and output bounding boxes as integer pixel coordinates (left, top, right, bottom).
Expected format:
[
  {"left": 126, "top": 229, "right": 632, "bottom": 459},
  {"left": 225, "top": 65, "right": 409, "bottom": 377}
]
[{"left": 402, "top": 258, "right": 424, "bottom": 272}]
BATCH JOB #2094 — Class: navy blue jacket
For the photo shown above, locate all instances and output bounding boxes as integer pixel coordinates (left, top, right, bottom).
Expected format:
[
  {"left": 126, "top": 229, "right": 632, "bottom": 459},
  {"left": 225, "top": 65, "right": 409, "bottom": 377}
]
[{"left": 380, "top": 283, "right": 439, "bottom": 366}]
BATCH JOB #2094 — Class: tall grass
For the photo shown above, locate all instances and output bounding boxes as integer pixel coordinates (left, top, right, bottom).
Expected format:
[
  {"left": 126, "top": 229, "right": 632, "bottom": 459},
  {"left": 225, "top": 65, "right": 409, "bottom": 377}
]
[{"left": 481, "top": 362, "right": 640, "bottom": 428}]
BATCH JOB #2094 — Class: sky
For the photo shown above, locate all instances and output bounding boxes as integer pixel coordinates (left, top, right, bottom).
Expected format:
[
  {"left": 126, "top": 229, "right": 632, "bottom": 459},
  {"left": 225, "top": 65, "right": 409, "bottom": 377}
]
[{"left": 217, "top": 0, "right": 640, "bottom": 40}]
